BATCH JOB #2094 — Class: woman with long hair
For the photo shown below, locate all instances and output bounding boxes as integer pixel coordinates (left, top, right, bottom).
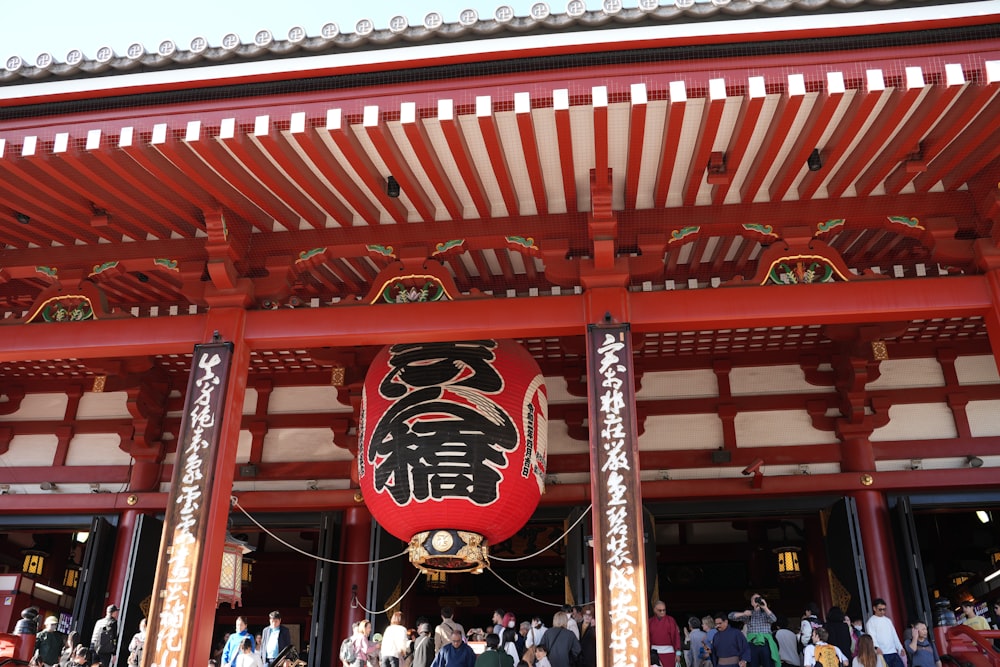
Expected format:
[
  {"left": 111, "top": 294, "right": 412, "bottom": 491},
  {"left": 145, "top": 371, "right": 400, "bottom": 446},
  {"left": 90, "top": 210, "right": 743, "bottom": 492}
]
[{"left": 852, "top": 634, "right": 885, "bottom": 667}]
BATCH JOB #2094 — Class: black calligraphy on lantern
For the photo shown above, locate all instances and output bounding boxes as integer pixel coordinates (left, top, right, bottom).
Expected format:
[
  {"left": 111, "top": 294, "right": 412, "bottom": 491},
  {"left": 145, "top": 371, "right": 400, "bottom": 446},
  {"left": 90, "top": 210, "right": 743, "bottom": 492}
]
[{"left": 368, "top": 341, "right": 518, "bottom": 506}]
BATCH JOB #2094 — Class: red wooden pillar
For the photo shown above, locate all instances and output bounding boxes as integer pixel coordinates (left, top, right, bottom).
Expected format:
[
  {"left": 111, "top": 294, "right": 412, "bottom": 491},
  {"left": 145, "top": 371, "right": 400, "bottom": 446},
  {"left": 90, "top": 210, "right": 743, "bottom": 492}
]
[
  {"left": 840, "top": 428, "right": 904, "bottom": 635},
  {"left": 106, "top": 508, "right": 140, "bottom": 608},
  {"left": 336, "top": 506, "right": 372, "bottom": 641},
  {"left": 853, "top": 490, "right": 905, "bottom": 632}
]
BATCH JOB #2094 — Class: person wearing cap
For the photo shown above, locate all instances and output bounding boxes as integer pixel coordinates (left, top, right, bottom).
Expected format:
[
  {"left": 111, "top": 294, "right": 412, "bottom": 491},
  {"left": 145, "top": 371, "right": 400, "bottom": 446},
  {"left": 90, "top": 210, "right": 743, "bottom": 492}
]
[
  {"left": 33, "top": 615, "right": 66, "bottom": 667},
  {"left": 90, "top": 604, "right": 120, "bottom": 667},
  {"left": 411, "top": 623, "right": 433, "bottom": 667},
  {"left": 959, "top": 602, "right": 989, "bottom": 631}
]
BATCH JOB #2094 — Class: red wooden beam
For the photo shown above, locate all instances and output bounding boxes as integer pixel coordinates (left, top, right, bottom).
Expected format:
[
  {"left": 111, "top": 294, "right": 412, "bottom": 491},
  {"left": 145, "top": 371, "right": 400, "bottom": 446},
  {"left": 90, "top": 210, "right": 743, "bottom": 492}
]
[
  {"left": 252, "top": 127, "right": 355, "bottom": 226},
  {"left": 853, "top": 75, "right": 967, "bottom": 197},
  {"left": 0, "top": 275, "right": 990, "bottom": 359},
  {"left": 223, "top": 128, "right": 331, "bottom": 227},
  {"left": 475, "top": 97, "right": 521, "bottom": 218},
  {"left": 438, "top": 102, "right": 491, "bottom": 218},
  {"left": 399, "top": 109, "right": 465, "bottom": 220},
  {"left": 682, "top": 78, "right": 728, "bottom": 206},
  {"left": 654, "top": 83, "right": 687, "bottom": 208},
  {"left": 363, "top": 107, "right": 437, "bottom": 222},
  {"left": 624, "top": 84, "right": 648, "bottom": 209},
  {"left": 712, "top": 78, "right": 767, "bottom": 206},
  {"left": 883, "top": 77, "right": 1000, "bottom": 195},
  {"left": 324, "top": 116, "right": 410, "bottom": 223},
  {"left": 292, "top": 125, "right": 381, "bottom": 224},
  {"left": 740, "top": 75, "right": 805, "bottom": 202},
  {"left": 514, "top": 92, "right": 548, "bottom": 217},
  {"left": 553, "top": 92, "right": 578, "bottom": 212},
  {"left": 768, "top": 73, "right": 845, "bottom": 202}
]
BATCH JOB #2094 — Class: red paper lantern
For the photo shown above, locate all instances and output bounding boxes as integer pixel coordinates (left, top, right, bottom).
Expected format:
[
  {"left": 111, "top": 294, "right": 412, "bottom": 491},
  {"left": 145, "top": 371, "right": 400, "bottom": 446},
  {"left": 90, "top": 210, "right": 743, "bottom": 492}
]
[{"left": 359, "top": 340, "right": 547, "bottom": 571}]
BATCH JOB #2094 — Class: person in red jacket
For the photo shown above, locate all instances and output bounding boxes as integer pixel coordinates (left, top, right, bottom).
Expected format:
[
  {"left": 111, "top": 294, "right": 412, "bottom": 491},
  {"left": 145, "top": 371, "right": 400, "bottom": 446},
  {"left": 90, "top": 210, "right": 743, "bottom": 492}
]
[{"left": 650, "top": 601, "right": 681, "bottom": 667}]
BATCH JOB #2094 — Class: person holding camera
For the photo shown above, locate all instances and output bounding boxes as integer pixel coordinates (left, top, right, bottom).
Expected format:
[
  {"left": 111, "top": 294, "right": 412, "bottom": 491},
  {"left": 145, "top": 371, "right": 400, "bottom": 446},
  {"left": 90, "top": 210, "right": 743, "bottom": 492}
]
[{"left": 729, "top": 594, "right": 779, "bottom": 667}]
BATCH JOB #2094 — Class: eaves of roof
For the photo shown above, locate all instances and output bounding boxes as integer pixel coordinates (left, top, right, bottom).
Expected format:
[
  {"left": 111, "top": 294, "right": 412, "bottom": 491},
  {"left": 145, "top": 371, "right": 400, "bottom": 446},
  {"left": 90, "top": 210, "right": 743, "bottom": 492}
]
[{"left": 2, "top": 0, "right": 997, "bottom": 108}]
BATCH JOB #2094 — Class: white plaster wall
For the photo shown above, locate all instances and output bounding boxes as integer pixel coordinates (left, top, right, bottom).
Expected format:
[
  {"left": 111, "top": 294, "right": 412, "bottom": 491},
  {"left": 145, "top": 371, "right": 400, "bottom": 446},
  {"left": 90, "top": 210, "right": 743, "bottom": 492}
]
[
  {"left": 546, "top": 420, "right": 588, "bottom": 455},
  {"left": 735, "top": 409, "right": 839, "bottom": 446},
  {"left": 640, "top": 414, "right": 723, "bottom": 450},
  {"left": 731, "top": 365, "right": 831, "bottom": 396},
  {"left": 866, "top": 358, "right": 946, "bottom": 389},
  {"left": 955, "top": 355, "right": 1000, "bottom": 385},
  {"left": 967, "top": 400, "right": 1000, "bottom": 437},
  {"left": 267, "top": 386, "right": 351, "bottom": 413},
  {"left": 0, "top": 393, "right": 68, "bottom": 421},
  {"left": 638, "top": 369, "right": 718, "bottom": 399},
  {"left": 545, "top": 376, "right": 586, "bottom": 405},
  {"left": 870, "top": 403, "right": 957, "bottom": 441},
  {"left": 66, "top": 433, "right": 130, "bottom": 465},
  {"left": 77, "top": 391, "right": 129, "bottom": 419},
  {"left": 243, "top": 387, "right": 258, "bottom": 414},
  {"left": 1, "top": 434, "right": 57, "bottom": 465},
  {"left": 261, "top": 428, "right": 351, "bottom": 462}
]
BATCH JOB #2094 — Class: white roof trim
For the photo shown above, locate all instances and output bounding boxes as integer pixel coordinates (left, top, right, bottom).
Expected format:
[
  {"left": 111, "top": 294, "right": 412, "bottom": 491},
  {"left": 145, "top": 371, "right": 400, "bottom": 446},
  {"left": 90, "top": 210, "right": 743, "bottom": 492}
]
[{"left": 1, "top": 2, "right": 997, "bottom": 104}]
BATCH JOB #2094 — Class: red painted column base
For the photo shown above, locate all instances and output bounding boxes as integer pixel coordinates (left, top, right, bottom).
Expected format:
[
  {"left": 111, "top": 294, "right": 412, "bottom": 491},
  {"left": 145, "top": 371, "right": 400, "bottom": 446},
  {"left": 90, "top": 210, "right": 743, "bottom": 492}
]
[
  {"left": 854, "top": 489, "right": 906, "bottom": 637},
  {"left": 335, "top": 506, "right": 372, "bottom": 643}
]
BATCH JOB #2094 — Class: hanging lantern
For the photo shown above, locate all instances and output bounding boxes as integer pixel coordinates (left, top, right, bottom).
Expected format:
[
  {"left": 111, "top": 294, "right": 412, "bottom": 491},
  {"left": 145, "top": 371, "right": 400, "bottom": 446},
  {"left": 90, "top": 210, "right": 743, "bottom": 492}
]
[
  {"left": 949, "top": 572, "right": 975, "bottom": 588},
  {"left": 241, "top": 555, "right": 255, "bottom": 585},
  {"left": 21, "top": 546, "right": 48, "bottom": 576},
  {"left": 774, "top": 546, "right": 802, "bottom": 579},
  {"left": 425, "top": 570, "right": 447, "bottom": 589},
  {"left": 359, "top": 340, "right": 547, "bottom": 573},
  {"left": 987, "top": 548, "right": 1000, "bottom": 569},
  {"left": 63, "top": 563, "right": 81, "bottom": 589},
  {"left": 218, "top": 533, "right": 252, "bottom": 608}
]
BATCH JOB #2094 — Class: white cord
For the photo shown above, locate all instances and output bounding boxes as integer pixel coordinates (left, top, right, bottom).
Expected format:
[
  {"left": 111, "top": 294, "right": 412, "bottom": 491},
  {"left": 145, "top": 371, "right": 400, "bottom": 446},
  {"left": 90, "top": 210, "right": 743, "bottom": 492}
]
[
  {"left": 232, "top": 497, "right": 408, "bottom": 565},
  {"left": 491, "top": 504, "right": 593, "bottom": 562},
  {"left": 352, "top": 571, "right": 423, "bottom": 615}
]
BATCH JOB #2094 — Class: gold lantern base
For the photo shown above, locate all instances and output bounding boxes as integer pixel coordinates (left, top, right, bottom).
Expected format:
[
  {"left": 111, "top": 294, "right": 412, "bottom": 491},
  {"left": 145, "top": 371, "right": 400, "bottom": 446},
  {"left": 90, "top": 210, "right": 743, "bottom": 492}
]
[{"left": 409, "top": 530, "right": 489, "bottom": 573}]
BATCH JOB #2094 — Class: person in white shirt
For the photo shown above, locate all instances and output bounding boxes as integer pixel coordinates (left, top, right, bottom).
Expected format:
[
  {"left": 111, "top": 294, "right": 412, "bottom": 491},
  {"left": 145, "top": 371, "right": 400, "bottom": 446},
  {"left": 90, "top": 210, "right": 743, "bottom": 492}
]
[
  {"left": 864, "top": 599, "right": 904, "bottom": 667},
  {"left": 803, "top": 628, "right": 848, "bottom": 667},
  {"left": 381, "top": 612, "right": 410, "bottom": 667},
  {"left": 525, "top": 617, "right": 547, "bottom": 649}
]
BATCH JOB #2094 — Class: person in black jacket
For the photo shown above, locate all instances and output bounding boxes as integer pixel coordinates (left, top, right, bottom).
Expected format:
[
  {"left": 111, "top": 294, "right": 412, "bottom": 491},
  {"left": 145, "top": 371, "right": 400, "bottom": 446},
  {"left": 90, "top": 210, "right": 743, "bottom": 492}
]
[
  {"left": 823, "top": 607, "right": 853, "bottom": 662},
  {"left": 412, "top": 624, "right": 434, "bottom": 667},
  {"left": 538, "top": 612, "right": 580, "bottom": 667}
]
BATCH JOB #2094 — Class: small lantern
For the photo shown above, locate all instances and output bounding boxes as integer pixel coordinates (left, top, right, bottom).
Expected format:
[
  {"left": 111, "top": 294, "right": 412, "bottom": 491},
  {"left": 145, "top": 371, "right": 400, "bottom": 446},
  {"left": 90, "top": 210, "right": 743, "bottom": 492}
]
[
  {"left": 21, "top": 546, "right": 48, "bottom": 576},
  {"left": 425, "top": 569, "right": 447, "bottom": 589},
  {"left": 63, "top": 563, "right": 81, "bottom": 588},
  {"left": 987, "top": 548, "right": 1000, "bottom": 569},
  {"left": 241, "top": 555, "right": 255, "bottom": 585},
  {"left": 218, "top": 533, "right": 252, "bottom": 608},
  {"left": 949, "top": 572, "right": 974, "bottom": 588},
  {"left": 774, "top": 546, "right": 801, "bottom": 579}
]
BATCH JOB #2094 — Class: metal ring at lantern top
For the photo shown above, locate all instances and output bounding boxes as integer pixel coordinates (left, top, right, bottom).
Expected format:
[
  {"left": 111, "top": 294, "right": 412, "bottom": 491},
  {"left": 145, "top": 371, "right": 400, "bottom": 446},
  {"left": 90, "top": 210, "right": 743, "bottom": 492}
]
[{"left": 408, "top": 530, "right": 490, "bottom": 573}]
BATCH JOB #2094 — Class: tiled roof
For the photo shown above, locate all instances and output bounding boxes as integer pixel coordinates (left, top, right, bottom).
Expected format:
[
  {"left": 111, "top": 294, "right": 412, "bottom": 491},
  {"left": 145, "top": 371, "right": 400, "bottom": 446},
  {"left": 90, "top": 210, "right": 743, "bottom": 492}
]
[{"left": 1, "top": 0, "right": 937, "bottom": 85}]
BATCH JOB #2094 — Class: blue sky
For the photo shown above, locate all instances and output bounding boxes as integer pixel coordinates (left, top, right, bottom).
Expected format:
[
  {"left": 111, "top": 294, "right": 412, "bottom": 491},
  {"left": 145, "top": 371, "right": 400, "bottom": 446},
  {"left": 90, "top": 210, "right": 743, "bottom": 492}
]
[{"left": 2, "top": 0, "right": 612, "bottom": 62}]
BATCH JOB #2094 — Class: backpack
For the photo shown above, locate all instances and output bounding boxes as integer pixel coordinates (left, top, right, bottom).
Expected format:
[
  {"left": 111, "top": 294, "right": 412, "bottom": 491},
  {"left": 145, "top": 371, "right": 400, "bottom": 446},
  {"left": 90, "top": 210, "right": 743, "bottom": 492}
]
[
  {"left": 814, "top": 644, "right": 841, "bottom": 667},
  {"left": 340, "top": 637, "right": 358, "bottom": 664},
  {"left": 96, "top": 621, "right": 117, "bottom": 655}
]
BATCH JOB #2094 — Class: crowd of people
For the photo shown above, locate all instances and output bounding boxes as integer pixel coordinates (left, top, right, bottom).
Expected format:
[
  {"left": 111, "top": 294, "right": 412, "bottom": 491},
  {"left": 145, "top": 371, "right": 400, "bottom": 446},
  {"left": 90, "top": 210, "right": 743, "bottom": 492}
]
[
  {"left": 669, "top": 595, "right": 999, "bottom": 667},
  {"left": 340, "top": 595, "right": 1000, "bottom": 667},
  {"left": 342, "top": 605, "right": 595, "bottom": 667},
  {"left": 13, "top": 593, "right": 998, "bottom": 667}
]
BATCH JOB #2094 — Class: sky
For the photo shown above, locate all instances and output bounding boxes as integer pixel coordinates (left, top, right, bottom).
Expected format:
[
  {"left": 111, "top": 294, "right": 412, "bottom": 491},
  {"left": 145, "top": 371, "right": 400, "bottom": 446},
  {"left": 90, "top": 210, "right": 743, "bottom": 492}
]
[{"left": 1, "top": 0, "right": 613, "bottom": 62}]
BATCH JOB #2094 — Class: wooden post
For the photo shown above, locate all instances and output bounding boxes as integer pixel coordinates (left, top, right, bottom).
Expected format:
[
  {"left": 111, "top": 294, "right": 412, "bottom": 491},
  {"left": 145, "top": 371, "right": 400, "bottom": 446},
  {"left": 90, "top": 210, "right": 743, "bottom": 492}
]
[
  {"left": 145, "top": 308, "right": 249, "bottom": 667},
  {"left": 586, "top": 322, "right": 649, "bottom": 667}
]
